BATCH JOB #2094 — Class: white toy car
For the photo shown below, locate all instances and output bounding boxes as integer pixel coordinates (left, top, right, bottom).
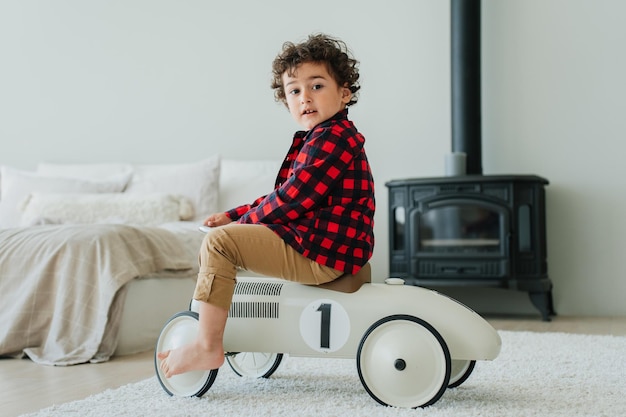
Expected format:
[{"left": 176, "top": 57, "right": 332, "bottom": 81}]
[{"left": 154, "top": 264, "right": 501, "bottom": 408}]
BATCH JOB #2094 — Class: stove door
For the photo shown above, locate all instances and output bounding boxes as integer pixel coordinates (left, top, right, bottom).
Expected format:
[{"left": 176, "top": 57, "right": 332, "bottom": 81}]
[{"left": 410, "top": 198, "right": 510, "bottom": 278}]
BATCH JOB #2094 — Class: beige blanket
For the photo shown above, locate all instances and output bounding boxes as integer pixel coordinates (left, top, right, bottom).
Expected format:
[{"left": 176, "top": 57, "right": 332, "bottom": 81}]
[{"left": 0, "top": 224, "right": 193, "bottom": 365}]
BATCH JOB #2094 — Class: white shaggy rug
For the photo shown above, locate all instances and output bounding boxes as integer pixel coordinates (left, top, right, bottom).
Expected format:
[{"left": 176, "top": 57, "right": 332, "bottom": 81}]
[{"left": 22, "top": 331, "right": 626, "bottom": 417}]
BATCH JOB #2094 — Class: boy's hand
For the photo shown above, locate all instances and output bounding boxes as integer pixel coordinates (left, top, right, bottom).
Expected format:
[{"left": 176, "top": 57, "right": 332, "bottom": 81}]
[{"left": 203, "top": 213, "right": 232, "bottom": 228}]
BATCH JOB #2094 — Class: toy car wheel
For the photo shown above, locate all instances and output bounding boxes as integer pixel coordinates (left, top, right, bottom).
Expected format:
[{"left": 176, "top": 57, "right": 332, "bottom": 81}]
[
  {"left": 226, "top": 352, "right": 284, "bottom": 378},
  {"left": 448, "top": 359, "right": 476, "bottom": 388},
  {"left": 154, "top": 311, "right": 218, "bottom": 397},
  {"left": 357, "top": 315, "right": 451, "bottom": 408}
]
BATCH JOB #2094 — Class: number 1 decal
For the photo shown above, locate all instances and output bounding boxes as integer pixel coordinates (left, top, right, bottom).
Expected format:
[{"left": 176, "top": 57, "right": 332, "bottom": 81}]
[
  {"left": 317, "top": 303, "right": 331, "bottom": 349},
  {"left": 300, "top": 299, "right": 350, "bottom": 353}
]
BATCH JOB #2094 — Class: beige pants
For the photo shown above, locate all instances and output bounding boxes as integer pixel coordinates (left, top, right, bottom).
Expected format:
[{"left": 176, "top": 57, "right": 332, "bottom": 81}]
[{"left": 194, "top": 223, "right": 343, "bottom": 310}]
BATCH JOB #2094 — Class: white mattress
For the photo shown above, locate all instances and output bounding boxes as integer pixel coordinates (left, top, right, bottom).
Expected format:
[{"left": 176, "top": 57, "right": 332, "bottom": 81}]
[
  {"left": 115, "top": 273, "right": 197, "bottom": 356},
  {"left": 114, "top": 221, "right": 203, "bottom": 356}
]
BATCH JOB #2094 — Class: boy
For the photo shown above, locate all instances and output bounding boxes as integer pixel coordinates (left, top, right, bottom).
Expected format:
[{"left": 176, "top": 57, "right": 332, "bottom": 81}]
[{"left": 158, "top": 33, "right": 375, "bottom": 377}]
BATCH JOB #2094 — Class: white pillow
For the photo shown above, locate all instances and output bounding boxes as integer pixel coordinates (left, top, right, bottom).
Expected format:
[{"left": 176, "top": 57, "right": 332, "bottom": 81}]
[
  {"left": 19, "top": 193, "right": 194, "bottom": 227},
  {"left": 37, "top": 162, "right": 133, "bottom": 182},
  {"left": 0, "top": 166, "right": 130, "bottom": 229},
  {"left": 218, "top": 159, "right": 281, "bottom": 212},
  {"left": 125, "top": 155, "right": 220, "bottom": 222}
]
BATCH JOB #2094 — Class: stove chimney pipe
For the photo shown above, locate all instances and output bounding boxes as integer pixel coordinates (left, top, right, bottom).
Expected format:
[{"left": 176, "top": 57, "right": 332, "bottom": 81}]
[{"left": 451, "top": 0, "right": 482, "bottom": 175}]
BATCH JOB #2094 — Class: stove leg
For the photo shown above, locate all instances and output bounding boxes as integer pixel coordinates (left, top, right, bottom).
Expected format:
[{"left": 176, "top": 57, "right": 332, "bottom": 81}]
[{"left": 528, "top": 290, "right": 556, "bottom": 322}]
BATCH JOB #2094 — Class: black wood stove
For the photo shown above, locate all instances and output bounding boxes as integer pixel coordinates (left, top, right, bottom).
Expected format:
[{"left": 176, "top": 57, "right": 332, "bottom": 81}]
[{"left": 385, "top": 0, "right": 555, "bottom": 320}]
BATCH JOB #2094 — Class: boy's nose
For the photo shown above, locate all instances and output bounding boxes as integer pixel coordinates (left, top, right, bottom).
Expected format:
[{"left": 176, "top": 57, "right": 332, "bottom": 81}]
[{"left": 300, "top": 92, "right": 311, "bottom": 103}]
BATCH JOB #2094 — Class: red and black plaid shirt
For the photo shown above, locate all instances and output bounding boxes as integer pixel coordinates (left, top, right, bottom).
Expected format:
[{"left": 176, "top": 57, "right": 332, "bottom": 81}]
[{"left": 226, "top": 110, "right": 375, "bottom": 275}]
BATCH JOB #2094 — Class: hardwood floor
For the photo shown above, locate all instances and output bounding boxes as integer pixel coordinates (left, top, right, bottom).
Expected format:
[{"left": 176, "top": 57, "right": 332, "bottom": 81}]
[{"left": 2, "top": 315, "right": 625, "bottom": 417}]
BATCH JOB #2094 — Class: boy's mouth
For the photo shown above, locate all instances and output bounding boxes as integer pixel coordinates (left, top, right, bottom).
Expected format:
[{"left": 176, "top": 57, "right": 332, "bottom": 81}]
[{"left": 302, "top": 109, "right": 316, "bottom": 115}]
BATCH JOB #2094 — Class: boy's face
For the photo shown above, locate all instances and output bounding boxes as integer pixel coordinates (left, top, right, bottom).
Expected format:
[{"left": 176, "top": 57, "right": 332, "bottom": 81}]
[{"left": 282, "top": 61, "right": 352, "bottom": 131}]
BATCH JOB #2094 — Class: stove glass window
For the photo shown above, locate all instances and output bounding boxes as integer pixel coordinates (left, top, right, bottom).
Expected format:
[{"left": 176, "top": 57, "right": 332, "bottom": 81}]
[{"left": 418, "top": 205, "right": 500, "bottom": 253}]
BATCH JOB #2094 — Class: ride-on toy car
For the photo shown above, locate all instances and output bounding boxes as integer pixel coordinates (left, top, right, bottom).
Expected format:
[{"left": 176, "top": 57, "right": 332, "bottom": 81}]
[{"left": 154, "top": 263, "right": 501, "bottom": 408}]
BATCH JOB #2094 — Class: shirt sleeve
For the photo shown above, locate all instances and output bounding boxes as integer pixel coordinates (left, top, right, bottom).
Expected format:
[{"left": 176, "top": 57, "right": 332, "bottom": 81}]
[
  {"left": 226, "top": 195, "right": 266, "bottom": 221},
  {"left": 237, "top": 126, "right": 363, "bottom": 225}
]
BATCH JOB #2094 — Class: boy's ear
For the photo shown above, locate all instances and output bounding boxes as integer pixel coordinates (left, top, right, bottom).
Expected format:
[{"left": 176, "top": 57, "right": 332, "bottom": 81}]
[{"left": 341, "top": 86, "right": 352, "bottom": 103}]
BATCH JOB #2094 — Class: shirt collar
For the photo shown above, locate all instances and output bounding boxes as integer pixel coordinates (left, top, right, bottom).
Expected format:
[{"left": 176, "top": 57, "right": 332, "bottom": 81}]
[{"left": 294, "top": 108, "right": 349, "bottom": 138}]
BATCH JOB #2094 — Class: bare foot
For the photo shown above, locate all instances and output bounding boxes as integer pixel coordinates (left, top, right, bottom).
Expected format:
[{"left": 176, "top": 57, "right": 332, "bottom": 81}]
[{"left": 157, "top": 342, "right": 225, "bottom": 378}]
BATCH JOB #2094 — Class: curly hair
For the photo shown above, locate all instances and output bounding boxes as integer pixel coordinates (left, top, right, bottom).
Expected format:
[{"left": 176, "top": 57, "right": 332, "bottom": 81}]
[{"left": 271, "top": 33, "right": 360, "bottom": 107}]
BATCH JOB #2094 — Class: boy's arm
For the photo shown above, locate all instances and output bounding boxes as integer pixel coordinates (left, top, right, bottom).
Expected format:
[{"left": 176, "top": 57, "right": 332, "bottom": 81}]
[
  {"left": 238, "top": 129, "right": 363, "bottom": 225},
  {"left": 225, "top": 194, "right": 267, "bottom": 221}
]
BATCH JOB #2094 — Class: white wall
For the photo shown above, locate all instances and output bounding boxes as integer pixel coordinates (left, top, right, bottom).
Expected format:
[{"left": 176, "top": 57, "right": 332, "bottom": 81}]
[{"left": 1, "top": 0, "right": 624, "bottom": 317}]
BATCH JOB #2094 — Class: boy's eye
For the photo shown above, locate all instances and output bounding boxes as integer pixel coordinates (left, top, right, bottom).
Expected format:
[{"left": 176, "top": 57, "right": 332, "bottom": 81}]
[
  {"left": 312, "top": 84, "right": 323, "bottom": 90},
  {"left": 289, "top": 88, "right": 300, "bottom": 95}
]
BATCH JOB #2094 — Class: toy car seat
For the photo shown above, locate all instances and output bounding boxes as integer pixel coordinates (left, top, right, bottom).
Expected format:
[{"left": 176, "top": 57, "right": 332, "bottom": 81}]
[{"left": 316, "top": 262, "right": 371, "bottom": 293}]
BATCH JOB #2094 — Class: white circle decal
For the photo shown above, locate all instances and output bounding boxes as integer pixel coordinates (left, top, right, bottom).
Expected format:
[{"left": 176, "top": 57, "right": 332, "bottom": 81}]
[{"left": 299, "top": 298, "right": 350, "bottom": 353}]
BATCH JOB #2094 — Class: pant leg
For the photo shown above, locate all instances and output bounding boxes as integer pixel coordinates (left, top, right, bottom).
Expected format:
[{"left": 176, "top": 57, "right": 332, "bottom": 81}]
[{"left": 194, "top": 223, "right": 343, "bottom": 309}]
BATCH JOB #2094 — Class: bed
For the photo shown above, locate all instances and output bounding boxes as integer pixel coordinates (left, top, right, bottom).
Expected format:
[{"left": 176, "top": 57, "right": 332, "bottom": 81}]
[{"left": 0, "top": 157, "right": 281, "bottom": 365}]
